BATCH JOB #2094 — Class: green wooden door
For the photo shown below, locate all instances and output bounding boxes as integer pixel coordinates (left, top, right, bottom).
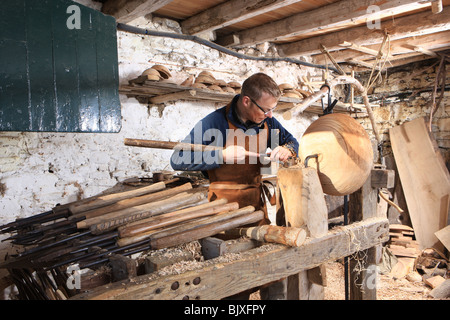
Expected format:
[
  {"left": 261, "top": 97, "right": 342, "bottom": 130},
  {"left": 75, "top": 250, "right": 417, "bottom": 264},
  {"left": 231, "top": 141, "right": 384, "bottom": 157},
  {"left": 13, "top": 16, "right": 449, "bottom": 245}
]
[{"left": 0, "top": 0, "right": 121, "bottom": 132}]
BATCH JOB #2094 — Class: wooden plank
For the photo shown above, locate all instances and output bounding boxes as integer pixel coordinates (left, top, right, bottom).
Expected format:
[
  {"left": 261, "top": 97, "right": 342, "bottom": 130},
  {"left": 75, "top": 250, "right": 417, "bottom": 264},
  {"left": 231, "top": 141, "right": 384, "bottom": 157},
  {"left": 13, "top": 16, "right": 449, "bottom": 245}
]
[
  {"left": 429, "top": 279, "right": 450, "bottom": 299},
  {"left": 435, "top": 225, "right": 450, "bottom": 252},
  {"left": 277, "top": 5, "right": 450, "bottom": 57},
  {"left": 181, "top": 0, "right": 301, "bottom": 35},
  {"left": 225, "top": 0, "right": 430, "bottom": 48},
  {"left": 424, "top": 275, "right": 446, "bottom": 289},
  {"left": 70, "top": 217, "right": 389, "bottom": 300},
  {"left": 389, "top": 117, "right": 450, "bottom": 251},
  {"left": 102, "top": 0, "right": 174, "bottom": 23}
]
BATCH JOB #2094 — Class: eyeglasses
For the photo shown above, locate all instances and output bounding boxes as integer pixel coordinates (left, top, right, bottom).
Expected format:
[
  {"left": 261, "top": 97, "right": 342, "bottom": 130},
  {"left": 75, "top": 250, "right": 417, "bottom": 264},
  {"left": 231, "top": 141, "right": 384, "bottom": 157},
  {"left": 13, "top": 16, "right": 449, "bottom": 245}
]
[{"left": 248, "top": 97, "right": 277, "bottom": 115}]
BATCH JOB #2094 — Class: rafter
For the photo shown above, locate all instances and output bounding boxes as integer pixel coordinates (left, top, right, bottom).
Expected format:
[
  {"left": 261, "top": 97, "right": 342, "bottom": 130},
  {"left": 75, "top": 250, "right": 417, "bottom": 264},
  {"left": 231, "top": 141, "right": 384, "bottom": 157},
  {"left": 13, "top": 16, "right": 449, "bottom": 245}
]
[
  {"left": 216, "top": 0, "right": 430, "bottom": 48},
  {"left": 312, "top": 30, "right": 450, "bottom": 65},
  {"left": 181, "top": 0, "right": 301, "bottom": 36},
  {"left": 277, "top": 5, "right": 450, "bottom": 57}
]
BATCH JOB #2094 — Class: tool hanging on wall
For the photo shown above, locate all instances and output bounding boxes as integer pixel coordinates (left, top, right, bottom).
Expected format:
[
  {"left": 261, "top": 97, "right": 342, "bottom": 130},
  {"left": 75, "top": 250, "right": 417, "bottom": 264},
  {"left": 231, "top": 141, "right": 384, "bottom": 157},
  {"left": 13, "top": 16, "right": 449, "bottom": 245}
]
[{"left": 320, "top": 84, "right": 338, "bottom": 115}]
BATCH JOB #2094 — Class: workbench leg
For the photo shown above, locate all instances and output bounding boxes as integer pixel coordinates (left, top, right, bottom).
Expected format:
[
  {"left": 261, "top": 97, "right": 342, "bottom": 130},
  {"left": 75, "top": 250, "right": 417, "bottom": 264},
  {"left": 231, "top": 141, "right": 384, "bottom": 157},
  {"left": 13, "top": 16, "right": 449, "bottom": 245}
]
[
  {"left": 278, "top": 167, "right": 328, "bottom": 300},
  {"left": 287, "top": 271, "right": 324, "bottom": 300},
  {"left": 260, "top": 278, "right": 287, "bottom": 300},
  {"left": 347, "top": 169, "right": 388, "bottom": 300},
  {"left": 349, "top": 245, "right": 382, "bottom": 300}
]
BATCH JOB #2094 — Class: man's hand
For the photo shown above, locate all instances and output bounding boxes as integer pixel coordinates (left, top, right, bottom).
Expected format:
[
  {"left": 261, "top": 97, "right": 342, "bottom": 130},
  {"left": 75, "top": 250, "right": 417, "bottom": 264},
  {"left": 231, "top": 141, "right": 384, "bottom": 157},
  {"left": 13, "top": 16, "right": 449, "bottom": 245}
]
[
  {"left": 222, "top": 145, "right": 261, "bottom": 164},
  {"left": 268, "top": 146, "right": 292, "bottom": 162}
]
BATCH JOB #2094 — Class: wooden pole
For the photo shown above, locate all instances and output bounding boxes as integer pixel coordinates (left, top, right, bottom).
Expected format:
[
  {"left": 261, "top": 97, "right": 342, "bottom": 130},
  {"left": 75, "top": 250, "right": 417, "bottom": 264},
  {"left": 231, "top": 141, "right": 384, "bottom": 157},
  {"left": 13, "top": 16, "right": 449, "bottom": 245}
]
[
  {"left": 150, "top": 210, "right": 264, "bottom": 250},
  {"left": 118, "top": 201, "right": 239, "bottom": 238},
  {"left": 116, "top": 205, "right": 256, "bottom": 247},
  {"left": 71, "top": 183, "right": 193, "bottom": 221},
  {"left": 124, "top": 138, "right": 222, "bottom": 152},
  {"left": 86, "top": 191, "right": 207, "bottom": 234},
  {"left": 68, "top": 180, "right": 175, "bottom": 215}
]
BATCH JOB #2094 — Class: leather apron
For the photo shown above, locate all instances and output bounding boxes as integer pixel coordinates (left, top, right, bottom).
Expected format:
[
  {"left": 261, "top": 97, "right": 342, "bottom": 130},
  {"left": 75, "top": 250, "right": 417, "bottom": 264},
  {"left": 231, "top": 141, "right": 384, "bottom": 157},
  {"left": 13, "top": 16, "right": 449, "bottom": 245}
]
[{"left": 207, "top": 102, "right": 270, "bottom": 225}]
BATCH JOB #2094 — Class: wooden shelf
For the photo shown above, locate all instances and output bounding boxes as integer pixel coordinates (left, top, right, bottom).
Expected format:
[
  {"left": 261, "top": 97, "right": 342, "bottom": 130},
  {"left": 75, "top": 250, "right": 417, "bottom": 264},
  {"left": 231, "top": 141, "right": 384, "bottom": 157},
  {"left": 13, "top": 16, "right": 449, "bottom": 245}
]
[{"left": 119, "top": 79, "right": 368, "bottom": 117}]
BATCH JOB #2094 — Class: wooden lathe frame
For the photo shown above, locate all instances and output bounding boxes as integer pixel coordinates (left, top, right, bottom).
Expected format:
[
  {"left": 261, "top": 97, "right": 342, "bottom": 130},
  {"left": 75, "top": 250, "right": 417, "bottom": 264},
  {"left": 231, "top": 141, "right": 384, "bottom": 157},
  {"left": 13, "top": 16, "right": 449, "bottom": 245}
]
[{"left": 71, "top": 169, "right": 392, "bottom": 300}]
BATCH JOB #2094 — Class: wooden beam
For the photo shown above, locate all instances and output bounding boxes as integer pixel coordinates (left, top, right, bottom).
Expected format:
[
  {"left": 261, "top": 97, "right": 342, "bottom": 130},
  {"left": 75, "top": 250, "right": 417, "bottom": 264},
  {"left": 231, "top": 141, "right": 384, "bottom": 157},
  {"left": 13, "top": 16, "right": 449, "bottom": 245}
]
[
  {"left": 278, "top": 5, "right": 450, "bottom": 57},
  {"left": 312, "top": 30, "right": 450, "bottom": 64},
  {"left": 181, "top": 0, "right": 301, "bottom": 35},
  {"left": 102, "top": 0, "right": 174, "bottom": 23},
  {"left": 219, "top": 0, "right": 430, "bottom": 48},
  {"left": 339, "top": 41, "right": 391, "bottom": 58},
  {"left": 71, "top": 217, "right": 389, "bottom": 300},
  {"left": 403, "top": 44, "right": 438, "bottom": 57},
  {"left": 346, "top": 58, "right": 383, "bottom": 70}
]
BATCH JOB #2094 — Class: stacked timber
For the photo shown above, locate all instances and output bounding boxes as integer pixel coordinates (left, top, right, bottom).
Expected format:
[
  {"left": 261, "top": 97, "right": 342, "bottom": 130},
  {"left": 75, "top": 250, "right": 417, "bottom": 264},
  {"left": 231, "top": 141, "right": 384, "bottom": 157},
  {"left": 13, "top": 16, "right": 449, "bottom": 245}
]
[{"left": 0, "top": 176, "right": 265, "bottom": 300}]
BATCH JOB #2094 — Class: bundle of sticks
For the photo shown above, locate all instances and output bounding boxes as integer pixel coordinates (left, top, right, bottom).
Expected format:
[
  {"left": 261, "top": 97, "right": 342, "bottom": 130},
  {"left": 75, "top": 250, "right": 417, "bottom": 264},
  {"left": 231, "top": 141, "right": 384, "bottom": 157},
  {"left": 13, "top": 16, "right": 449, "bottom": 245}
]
[{"left": 0, "top": 177, "right": 267, "bottom": 299}]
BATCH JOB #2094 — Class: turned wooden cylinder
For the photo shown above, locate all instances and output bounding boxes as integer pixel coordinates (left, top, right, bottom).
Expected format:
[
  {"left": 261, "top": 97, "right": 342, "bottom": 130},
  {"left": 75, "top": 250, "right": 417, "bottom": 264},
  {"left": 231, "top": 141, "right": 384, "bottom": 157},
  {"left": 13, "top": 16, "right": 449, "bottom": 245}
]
[{"left": 299, "top": 113, "right": 373, "bottom": 196}]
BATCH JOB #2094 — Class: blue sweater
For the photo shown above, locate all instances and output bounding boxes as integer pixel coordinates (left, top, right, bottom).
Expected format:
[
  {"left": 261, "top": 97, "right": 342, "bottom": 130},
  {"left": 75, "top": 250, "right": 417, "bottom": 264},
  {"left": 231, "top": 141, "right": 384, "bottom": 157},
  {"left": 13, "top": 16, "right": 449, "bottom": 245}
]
[{"left": 170, "top": 95, "right": 299, "bottom": 172}]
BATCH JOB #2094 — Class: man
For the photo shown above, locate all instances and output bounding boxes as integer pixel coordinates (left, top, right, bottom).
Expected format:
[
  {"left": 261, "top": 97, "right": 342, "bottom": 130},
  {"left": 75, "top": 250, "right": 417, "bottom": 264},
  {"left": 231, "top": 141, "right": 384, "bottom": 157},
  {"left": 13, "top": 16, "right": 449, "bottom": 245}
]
[{"left": 170, "top": 72, "right": 298, "bottom": 225}]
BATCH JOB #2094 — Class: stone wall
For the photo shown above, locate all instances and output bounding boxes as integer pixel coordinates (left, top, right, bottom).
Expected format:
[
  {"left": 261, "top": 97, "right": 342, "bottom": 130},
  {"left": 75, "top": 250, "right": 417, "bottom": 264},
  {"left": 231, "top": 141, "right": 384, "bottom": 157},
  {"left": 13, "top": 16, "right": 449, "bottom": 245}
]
[
  {"left": 0, "top": 2, "right": 319, "bottom": 255},
  {"left": 356, "top": 58, "right": 450, "bottom": 167}
]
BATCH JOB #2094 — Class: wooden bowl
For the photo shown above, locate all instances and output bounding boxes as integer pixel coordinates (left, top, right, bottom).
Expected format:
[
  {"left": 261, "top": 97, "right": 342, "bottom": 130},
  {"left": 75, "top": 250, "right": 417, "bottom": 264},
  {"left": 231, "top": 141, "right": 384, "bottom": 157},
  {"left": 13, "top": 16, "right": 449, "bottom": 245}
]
[
  {"left": 151, "top": 65, "right": 172, "bottom": 79},
  {"left": 299, "top": 113, "right": 373, "bottom": 196}
]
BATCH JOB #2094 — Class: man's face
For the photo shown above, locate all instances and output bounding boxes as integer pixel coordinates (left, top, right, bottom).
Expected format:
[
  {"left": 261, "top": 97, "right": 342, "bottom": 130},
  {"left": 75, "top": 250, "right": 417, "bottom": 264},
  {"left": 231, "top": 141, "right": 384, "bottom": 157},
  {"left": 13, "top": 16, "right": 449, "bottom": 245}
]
[{"left": 243, "top": 91, "right": 278, "bottom": 124}]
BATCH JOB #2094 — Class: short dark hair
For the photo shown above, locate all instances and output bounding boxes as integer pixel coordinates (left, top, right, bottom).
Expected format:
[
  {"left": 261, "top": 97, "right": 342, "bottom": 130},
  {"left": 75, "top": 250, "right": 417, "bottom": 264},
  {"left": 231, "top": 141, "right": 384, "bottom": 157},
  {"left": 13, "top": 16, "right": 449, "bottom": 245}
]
[{"left": 240, "top": 73, "right": 281, "bottom": 100}]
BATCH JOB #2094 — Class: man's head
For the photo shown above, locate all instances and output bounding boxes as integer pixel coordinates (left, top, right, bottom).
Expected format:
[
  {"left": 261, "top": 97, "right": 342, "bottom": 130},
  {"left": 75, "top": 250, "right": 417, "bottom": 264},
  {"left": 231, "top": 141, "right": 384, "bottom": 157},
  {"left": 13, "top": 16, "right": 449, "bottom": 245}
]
[
  {"left": 241, "top": 73, "right": 281, "bottom": 101},
  {"left": 238, "top": 73, "right": 281, "bottom": 125}
]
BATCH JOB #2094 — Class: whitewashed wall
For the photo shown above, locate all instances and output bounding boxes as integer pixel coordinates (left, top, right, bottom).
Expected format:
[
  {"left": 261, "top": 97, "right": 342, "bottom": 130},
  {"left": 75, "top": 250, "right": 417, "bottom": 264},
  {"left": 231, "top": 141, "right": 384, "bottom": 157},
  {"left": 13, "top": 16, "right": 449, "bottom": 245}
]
[{"left": 0, "top": 2, "right": 319, "bottom": 254}]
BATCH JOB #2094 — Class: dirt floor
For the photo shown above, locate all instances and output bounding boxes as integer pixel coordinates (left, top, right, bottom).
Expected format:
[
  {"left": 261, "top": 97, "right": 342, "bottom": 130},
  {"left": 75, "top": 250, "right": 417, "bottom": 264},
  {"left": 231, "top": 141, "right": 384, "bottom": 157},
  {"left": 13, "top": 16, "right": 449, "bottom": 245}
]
[{"left": 323, "top": 260, "right": 436, "bottom": 300}]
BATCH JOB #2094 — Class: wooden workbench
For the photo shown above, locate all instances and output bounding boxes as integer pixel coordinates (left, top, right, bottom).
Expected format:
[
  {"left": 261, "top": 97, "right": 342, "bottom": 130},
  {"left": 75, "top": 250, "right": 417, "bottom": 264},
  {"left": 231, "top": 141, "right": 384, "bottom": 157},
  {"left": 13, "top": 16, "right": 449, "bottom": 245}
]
[{"left": 71, "top": 216, "right": 389, "bottom": 300}]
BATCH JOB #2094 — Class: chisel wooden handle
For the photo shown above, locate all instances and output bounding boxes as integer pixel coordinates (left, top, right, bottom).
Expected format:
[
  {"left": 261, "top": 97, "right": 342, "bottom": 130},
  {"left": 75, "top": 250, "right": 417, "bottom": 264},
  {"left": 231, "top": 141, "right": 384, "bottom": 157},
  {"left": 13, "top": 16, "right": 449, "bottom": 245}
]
[
  {"left": 69, "top": 179, "right": 178, "bottom": 215},
  {"left": 72, "top": 182, "right": 193, "bottom": 221},
  {"left": 150, "top": 209, "right": 264, "bottom": 250},
  {"left": 119, "top": 201, "right": 239, "bottom": 238},
  {"left": 88, "top": 191, "right": 207, "bottom": 234}
]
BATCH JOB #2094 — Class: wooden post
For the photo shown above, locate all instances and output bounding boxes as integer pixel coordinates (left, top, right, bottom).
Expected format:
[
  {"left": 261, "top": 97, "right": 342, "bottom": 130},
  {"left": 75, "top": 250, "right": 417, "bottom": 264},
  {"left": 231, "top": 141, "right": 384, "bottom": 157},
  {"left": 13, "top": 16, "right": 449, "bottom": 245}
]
[
  {"left": 109, "top": 255, "right": 137, "bottom": 282},
  {"left": 348, "top": 169, "right": 389, "bottom": 300},
  {"left": 278, "top": 166, "right": 328, "bottom": 300}
]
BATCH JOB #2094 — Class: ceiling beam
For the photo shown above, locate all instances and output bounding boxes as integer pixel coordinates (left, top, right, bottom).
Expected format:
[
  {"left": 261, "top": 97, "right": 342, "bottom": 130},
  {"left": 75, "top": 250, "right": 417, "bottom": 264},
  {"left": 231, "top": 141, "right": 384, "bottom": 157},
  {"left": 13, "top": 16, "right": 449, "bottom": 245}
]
[
  {"left": 217, "top": 0, "right": 430, "bottom": 48},
  {"left": 312, "top": 30, "right": 450, "bottom": 64},
  {"left": 102, "top": 0, "right": 174, "bottom": 23},
  {"left": 277, "top": 5, "right": 450, "bottom": 57},
  {"left": 181, "top": 0, "right": 301, "bottom": 35}
]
